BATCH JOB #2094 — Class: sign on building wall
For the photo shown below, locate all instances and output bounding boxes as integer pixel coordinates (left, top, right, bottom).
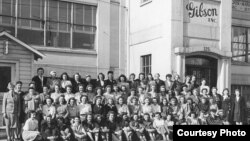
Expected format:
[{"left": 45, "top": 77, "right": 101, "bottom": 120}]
[
  {"left": 232, "top": 0, "right": 250, "bottom": 12},
  {"left": 185, "top": 0, "right": 220, "bottom": 26}
]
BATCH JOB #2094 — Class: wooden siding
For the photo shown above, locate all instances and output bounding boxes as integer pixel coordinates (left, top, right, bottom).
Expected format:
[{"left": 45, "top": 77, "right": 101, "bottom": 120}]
[{"left": 0, "top": 39, "right": 33, "bottom": 90}]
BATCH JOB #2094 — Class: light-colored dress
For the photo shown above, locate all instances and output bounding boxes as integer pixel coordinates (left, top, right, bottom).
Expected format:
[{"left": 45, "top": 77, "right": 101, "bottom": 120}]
[
  {"left": 64, "top": 93, "right": 75, "bottom": 103},
  {"left": 116, "top": 104, "right": 130, "bottom": 116},
  {"left": 153, "top": 119, "right": 168, "bottom": 134},
  {"left": 51, "top": 92, "right": 62, "bottom": 104},
  {"left": 141, "top": 104, "right": 153, "bottom": 116},
  {"left": 42, "top": 105, "right": 56, "bottom": 118},
  {"left": 2, "top": 91, "right": 20, "bottom": 128},
  {"left": 22, "top": 118, "right": 40, "bottom": 141},
  {"left": 78, "top": 103, "right": 92, "bottom": 115}
]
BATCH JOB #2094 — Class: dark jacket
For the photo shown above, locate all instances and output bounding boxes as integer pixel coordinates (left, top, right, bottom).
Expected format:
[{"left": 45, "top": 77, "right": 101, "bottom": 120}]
[
  {"left": 229, "top": 96, "right": 247, "bottom": 123},
  {"left": 32, "top": 76, "right": 48, "bottom": 93}
]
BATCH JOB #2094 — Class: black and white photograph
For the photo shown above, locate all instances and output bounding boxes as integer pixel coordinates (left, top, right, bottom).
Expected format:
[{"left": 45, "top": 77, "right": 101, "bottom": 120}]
[{"left": 0, "top": 0, "right": 250, "bottom": 141}]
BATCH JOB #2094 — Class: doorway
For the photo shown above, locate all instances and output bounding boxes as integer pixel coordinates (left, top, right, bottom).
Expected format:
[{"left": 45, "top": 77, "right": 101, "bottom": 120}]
[
  {"left": 186, "top": 56, "right": 218, "bottom": 87},
  {"left": 0, "top": 66, "right": 11, "bottom": 92}
]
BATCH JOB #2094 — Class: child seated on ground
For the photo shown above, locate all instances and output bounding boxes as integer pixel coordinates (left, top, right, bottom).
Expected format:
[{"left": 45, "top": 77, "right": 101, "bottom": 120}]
[
  {"left": 153, "top": 112, "right": 170, "bottom": 141},
  {"left": 22, "top": 110, "right": 42, "bottom": 141}
]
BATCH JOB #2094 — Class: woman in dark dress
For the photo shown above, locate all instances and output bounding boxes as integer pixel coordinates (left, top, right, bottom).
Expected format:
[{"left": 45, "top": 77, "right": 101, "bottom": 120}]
[
  {"left": 105, "top": 111, "right": 122, "bottom": 141},
  {"left": 229, "top": 89, "right": 247, "bottom": 125},
  {"left": 221, "top": 88, "right": 231, "bottom": 123},
  {"left": 71, "top": 73, "right": 83, "bottom": 93}
]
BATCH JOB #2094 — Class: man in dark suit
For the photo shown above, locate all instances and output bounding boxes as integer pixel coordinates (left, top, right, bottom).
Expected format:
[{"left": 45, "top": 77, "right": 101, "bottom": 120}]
[
  {"left": 154, "top": 73, "right": 165, "bottom": 93},
  {"left": 104, "top": 71, "right": 117, "bottom": 89},
  {"left": 32, "top": 68, "right": 47, "bottom": 93}
]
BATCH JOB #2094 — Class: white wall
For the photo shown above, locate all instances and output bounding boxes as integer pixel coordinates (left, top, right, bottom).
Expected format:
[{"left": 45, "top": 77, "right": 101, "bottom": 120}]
[{"left": 129, "top": 0, "right": 173, "bottom": 78}]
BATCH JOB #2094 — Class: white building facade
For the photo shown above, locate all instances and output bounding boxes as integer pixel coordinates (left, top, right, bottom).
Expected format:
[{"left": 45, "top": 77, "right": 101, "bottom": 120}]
[{"left": 128, "top": 0, "right": 233, "bottom": 95}]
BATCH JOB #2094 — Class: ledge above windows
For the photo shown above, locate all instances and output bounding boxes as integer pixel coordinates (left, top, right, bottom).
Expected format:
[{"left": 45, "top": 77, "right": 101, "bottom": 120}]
[
  {"left": 33, "top": 45, "right": 97, "bottom": 55},
  {"left": 140, "top": 0, "right": 152, "bottom": 7}
]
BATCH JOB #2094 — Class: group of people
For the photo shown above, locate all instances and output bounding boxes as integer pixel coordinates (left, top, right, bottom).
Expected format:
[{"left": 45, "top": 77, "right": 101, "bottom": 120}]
[{"left": 2, "top": 67, "right": 249, "bottom": 141}]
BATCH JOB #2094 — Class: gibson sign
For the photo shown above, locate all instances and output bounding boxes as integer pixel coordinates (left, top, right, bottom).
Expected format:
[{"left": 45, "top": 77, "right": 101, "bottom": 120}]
[{"left": 185, "top": 0, "right": 219, "bottom": 25}]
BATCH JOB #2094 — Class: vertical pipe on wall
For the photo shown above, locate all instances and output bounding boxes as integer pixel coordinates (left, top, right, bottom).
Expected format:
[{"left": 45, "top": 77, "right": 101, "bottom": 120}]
[
  {"left": 118, "top": 0, "right": 122, "bottom": 74},
  {"left": 126, "top": 0, "right": 130, "bottom": 76},
  {"left": 15, "top": 0, "right": 18, "bottom": 37},
  {"left": 44, "top": 0, "right": 47, "bottom": 46}
]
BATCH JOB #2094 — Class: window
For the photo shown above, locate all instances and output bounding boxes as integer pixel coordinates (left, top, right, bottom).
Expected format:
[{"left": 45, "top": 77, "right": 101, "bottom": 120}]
[
  {"left": 46, "top": 0, "right": 71, "bottom": 48},
  {"left": 232, "top": 26, "right": 250, "bottom": 62},
  {"left": 17, "top": 0, "right": 44, "bottom": 45},
  {"left": 73, "top": 4, "right": 96, "bottom": 49},
  {"left": 0, "top": 0, "right": 16, "bottom": 35},
  {"left": 141, "top": 54, "right": 152, "bottom": 75},
  {"left": 140, "top": 0, "right": 152, "bottom": 6},
  {"left": 0, "top": 0, "right": 97, "bottom": 49}
]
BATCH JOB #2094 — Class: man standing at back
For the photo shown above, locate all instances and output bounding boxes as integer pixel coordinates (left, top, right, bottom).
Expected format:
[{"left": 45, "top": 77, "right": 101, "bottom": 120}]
[
  {"left": 32, "top": 68, "right": 47, "bottom": 93},
  {"left": 105, "top": 71, "right": 117, "bottom": 90}
]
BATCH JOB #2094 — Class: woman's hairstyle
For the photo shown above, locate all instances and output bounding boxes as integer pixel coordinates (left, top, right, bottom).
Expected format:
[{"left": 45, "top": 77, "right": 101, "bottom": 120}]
[
  {"left": 222, "top": 88, "right": 229, "bottom": 95},
  {"left": 144, "top": 97, "right": 151, "bottom": 103},
  {"left": 211, "top": 87, "right": 217, "bottom": 91},
  {"left": 118, "top": 74, "right": 127, "bottom": 82},
  {"left": 95, "top": 87, "right": 103, "bottom": 93},
  {"left": 155, "top": 112, "right": 162, "bottom": 117},
  {"left": 16, "top": 81, "right": 23, "bottom": 85},
  {"left": 86, "top": 114, "right": 93, "bottom": 120},
  {"left": 95, "top": 96, "right": 102, "bottom": 103},
  {"left": 105, "top": 85, "right": 112, "bottom": 90},
  {"left": 60, "top": 72, "right": 70, "bottom": 80},
  {"left": 107, "top": 111, "right": 116, "bottom": 120},
  {"left": 58, "top": 95, "right": 66, "bottom": 104},
  {"left": 28, "top": 87, "right": 35, "bottom": 91},
  {"left": 68, "top": 97, "right": 76, "bottom": 104},
  {"left": 73, "top": 73, "right": 81, "bottom": 80},
  {"left": 166, "top": 74, "right": 172, "bottom": 78},
  {"left": 146, "top": 73, "right": 153, "bottom": 80},
  {"left": 138, "top": 73, "right": 145, "bottom": 79},
  {"left": 129, "top": 73, "right": 135, "bottom": 79},
  {"left": 201, "top": 88, "right": 208, "bottom": 92},
  {"left": 97, "top": 73, "right": 105, "bottom": 80},
  {"left": 80, "top": 95, "right": 88, "bottom": 103},
  {"left": 29, "top": 110, "right": 36, "bottom": 115},
  {"left": 107, "top": 71, "right": 114, "bottom": 75},
  {"left": 65, "top": 85, "right": 72, "bottom": 90},
  {"left": 117, "top": 96, "right": 124, "bottom": 104},
  {"left": 45, "top": 97, "right": 54, "bottom": 103},
  {"left": 185, "top": 75, "right": 191, "bottom": 81},
  {"left": 107, "top": 98, "right": 115, "bottom": 104}
]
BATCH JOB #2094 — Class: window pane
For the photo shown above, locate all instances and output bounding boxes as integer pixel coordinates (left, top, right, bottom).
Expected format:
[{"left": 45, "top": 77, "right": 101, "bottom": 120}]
[
  {"left": 84, "top": 5, "right": 92, "bottom": 25},
  {"left": 17, "top": 28, "right": 44, "bottom": 45},
  {"left": 46, "top": 0, "right": 70, "bottom": 48},
  {"left": 73, "top": 31, "right": 95, "bottom": 49},
  {"left": 59, "top": 1, "right": 71, "bottom": 31},
  {"left": 73, "top": 4, "right": 96, "bottom": 49},
  {"left": 232, "top": 27, "right": 247, "bottom": 43},
  {"left": 2, "top": 0, "right": 15, "bottom": 25},
  {"left": 31, "top": 0, "right": 42, "bottom": 28},
  {"left": 74, "top": 4, "right": 83, "bottom": 24},
  {"left": 17, "top": 0, "right": 44, "bottom": 45},
  {"left": 232, "top": 44, "right": 246, "bottom": 62},
  {"left": 48, "top": 0, "right": 58, "bottom": 21},
  {"left": 19, "top": 0, "right": 30, "bottom": 27}
]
